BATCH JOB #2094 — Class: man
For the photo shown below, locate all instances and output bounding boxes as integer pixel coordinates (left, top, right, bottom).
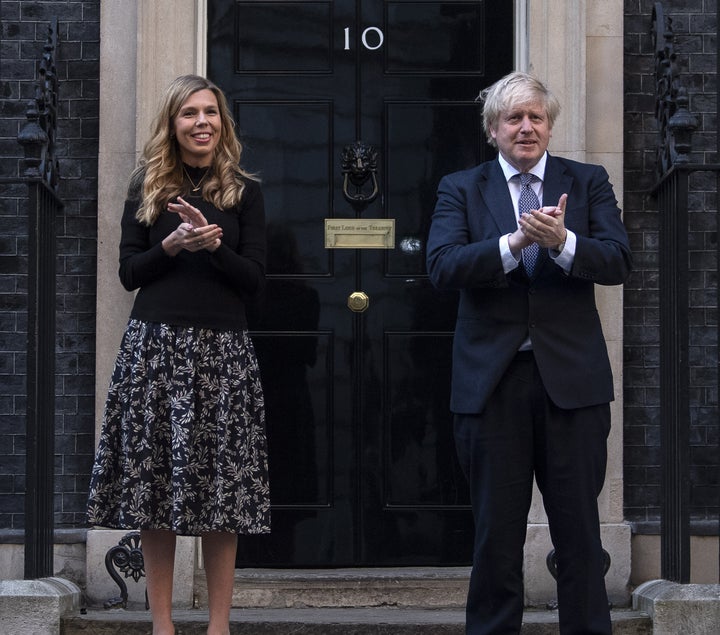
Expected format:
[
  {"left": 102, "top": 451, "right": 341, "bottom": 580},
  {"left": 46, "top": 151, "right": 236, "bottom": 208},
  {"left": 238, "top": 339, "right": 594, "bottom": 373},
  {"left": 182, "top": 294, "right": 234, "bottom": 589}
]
[{"left": 426, "top": 72, "right": 632, "bottom": 635}]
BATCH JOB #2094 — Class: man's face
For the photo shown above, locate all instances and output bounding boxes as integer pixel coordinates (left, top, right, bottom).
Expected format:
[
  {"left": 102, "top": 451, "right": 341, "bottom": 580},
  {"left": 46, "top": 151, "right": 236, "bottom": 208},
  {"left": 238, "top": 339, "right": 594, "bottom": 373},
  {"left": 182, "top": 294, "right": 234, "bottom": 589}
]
[{"left": 490, "top": 100, "right": 552, "bottom": 172}]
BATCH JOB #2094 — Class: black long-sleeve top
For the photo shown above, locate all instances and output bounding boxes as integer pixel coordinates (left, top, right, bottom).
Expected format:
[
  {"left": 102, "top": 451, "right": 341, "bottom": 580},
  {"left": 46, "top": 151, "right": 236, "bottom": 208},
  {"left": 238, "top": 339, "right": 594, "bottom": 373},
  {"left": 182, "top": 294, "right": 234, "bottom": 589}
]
[{"left": 118, "top": 178, "right": 266, "bottom": 331}]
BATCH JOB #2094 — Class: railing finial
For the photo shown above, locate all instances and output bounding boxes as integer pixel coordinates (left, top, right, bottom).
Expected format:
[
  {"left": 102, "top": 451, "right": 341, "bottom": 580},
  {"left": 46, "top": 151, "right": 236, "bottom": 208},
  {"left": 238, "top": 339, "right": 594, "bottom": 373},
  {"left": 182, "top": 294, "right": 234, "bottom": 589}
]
[
  {"left": 16, "top": 18, "right": 59, "bottom": 189},
  {"left": 651, "top": 3, "right": 697, "bottom": 179},
  {"left": 667, "top": 87, "right": 697, "bottom": 164}
]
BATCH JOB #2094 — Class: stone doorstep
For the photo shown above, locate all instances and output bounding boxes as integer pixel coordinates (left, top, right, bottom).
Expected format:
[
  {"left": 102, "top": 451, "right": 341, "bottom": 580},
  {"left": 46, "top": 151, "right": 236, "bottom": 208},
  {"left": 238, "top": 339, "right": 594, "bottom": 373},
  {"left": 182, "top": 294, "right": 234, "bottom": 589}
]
[
  {"left": 62, "top": 607, "right": 652, "bottom": 635},
  {"left": 65, "top": 569, "right": 653, "bottom": 634},
  {"left": 204, "top": 567, "right": 471, "bottom": 610},
  {"left": 84, "top": 527, "right": 633, "bottom": 609}
]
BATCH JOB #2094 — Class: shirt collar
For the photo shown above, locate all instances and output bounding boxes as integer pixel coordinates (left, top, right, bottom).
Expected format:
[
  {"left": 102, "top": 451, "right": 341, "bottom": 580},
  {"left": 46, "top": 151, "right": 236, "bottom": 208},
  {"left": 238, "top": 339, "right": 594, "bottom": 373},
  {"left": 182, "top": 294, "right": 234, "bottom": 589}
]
[{"left": 498, "top": 151, "right": 548, "bottom": 183}]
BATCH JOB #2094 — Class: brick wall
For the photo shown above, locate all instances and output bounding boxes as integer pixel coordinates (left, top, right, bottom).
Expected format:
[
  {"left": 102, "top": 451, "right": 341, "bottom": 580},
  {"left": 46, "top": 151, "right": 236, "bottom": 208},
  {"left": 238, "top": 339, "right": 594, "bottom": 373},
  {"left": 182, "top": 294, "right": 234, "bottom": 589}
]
[
  {"left": 623, "top": 0, "right": 718, "bottom": 527},
  {"left": 0, "top": 0, "right": 99, "bottom": 529}
]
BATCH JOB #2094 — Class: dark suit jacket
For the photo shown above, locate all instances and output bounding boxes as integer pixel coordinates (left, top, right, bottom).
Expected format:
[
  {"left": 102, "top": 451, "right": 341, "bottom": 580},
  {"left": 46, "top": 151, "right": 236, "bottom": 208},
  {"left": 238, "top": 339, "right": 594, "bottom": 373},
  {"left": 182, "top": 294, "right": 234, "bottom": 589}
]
[{"left": 426, "top": 154, "right": 633, "bottom": 414}]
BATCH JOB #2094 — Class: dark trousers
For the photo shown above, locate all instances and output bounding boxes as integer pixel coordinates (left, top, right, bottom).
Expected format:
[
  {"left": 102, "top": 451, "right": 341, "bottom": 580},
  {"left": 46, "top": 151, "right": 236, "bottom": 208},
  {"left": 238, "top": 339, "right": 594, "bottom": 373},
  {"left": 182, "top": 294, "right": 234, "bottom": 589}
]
[{"left": 454, "top": 352, "right": 612, "bottom": 635}]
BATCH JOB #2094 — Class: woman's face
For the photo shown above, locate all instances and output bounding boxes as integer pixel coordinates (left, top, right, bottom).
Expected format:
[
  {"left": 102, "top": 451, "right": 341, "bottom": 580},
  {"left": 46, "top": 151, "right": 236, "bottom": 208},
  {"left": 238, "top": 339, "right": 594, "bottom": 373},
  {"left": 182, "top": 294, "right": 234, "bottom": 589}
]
[{"left": 173, "top": 89, "right": 222, "bottom": 167}]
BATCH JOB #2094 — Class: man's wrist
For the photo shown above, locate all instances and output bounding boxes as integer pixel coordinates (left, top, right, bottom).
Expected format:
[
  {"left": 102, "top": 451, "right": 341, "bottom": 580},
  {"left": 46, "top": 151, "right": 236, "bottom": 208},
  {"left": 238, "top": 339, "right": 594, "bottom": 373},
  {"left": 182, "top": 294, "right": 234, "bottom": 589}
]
[
  {"left": 555, "top": 230, "right": 568, "bottom": 253},
  {"left": 508, "top": 231, "right": 528, "bottom": 258}
]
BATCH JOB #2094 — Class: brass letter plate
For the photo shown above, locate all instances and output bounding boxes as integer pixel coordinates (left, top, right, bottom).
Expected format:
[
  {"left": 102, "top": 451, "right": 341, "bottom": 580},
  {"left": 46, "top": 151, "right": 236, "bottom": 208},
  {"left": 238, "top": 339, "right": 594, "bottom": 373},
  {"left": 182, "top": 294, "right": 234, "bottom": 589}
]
[{"left": 324, "top": 219, "right": 395, "bottom": 249}]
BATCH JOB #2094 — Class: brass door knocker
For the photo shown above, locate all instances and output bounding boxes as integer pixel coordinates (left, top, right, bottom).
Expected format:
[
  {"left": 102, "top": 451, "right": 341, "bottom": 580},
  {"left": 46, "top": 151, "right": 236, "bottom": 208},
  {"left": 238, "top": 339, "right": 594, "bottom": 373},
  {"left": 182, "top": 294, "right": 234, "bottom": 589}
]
[{"left": 341, "top": 140, "right": 379, "bottom": 207}]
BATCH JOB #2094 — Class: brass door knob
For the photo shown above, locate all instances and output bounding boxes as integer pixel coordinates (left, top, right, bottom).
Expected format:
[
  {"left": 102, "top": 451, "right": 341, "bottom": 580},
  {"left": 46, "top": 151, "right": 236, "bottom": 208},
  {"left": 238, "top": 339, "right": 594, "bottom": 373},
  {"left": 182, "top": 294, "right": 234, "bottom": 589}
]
[{"left": 347, "top": 291, "right": 370, "bottom": 313}]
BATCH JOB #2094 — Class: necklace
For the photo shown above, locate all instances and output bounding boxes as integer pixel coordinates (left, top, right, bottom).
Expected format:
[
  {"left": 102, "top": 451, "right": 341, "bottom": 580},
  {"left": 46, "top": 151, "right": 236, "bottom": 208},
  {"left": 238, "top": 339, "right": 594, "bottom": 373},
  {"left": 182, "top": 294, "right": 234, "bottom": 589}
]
[{"left": 183, "top": 165, "right": 210, "bottom": 192}]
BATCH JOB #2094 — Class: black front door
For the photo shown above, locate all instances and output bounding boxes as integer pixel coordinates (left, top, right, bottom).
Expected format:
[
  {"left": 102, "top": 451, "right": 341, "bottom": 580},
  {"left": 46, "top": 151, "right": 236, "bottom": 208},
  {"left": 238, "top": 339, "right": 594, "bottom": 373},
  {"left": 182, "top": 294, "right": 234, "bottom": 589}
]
[{"left": 208, "top": 0, "right": 513, "bottom": 567}]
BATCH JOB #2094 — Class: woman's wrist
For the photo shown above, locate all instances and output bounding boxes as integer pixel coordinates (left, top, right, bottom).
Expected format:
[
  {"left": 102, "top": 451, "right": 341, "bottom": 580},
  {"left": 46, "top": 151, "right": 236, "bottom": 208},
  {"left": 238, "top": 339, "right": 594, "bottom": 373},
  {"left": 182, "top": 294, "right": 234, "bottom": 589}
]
[{"left": 162, "top": 234, "right": 182, "bottom": 257}]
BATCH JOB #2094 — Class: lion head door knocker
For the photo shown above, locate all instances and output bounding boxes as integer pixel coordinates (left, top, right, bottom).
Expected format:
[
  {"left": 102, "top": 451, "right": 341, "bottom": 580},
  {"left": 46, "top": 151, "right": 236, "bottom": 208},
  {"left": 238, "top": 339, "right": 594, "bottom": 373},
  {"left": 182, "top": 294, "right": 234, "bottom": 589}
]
[{"left": 341, "top": 140, "right": 379, "bottom": 209}]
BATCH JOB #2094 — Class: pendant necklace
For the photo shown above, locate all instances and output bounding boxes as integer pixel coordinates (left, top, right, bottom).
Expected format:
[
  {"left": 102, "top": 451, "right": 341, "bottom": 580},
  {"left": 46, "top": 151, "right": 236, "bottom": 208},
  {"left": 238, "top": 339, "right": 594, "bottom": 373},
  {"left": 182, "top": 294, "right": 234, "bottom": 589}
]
[{"left": 183, "top": 165, "right": 210, "bottom": 192}]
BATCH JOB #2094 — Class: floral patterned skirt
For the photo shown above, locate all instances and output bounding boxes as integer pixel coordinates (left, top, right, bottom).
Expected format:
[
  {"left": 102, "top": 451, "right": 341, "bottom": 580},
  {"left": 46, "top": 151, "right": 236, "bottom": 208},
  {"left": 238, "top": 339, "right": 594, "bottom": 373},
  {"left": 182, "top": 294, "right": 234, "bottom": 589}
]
[{"left": 87, "top": 320, "right": 271, "bottom": 536}]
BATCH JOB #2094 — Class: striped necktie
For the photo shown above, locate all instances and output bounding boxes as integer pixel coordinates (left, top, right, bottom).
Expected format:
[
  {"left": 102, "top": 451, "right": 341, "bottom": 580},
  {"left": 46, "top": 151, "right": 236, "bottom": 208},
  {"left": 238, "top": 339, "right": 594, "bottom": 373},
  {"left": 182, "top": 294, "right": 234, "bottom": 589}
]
[{"left": 518, "top": 172, "right": 540, "bottom": 276}]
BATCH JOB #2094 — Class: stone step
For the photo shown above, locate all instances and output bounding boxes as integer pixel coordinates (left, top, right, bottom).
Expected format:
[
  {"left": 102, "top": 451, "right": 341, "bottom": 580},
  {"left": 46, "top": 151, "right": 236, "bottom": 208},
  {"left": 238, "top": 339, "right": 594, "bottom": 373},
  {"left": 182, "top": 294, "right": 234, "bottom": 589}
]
[
  {"left": 62, "top": 607, "right": 653, "bottom": 635},
  {"left": 67, "top": 568, "right": 652, "bottom": 634},
  {"left": 213, "top": 567, "right": 470, "bottom": 610}
]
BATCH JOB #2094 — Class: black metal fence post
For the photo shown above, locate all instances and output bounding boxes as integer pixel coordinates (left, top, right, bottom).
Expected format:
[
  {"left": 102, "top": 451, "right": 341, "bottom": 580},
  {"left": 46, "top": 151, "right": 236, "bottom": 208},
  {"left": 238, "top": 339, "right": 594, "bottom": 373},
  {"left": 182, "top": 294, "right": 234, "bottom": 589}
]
[
  {"left": 656, "top": 166, "right": 691, "bottom": 582},
  {"left": 16, "top": 17, "right": 62, "bottom": 580}
]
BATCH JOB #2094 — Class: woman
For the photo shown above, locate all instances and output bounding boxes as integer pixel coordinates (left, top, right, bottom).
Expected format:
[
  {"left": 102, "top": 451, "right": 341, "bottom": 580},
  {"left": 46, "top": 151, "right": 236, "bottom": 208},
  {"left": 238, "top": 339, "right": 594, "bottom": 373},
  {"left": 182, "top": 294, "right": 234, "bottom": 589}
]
[{"left": 87, "top": 75, "right": 270, "bottom": 635}]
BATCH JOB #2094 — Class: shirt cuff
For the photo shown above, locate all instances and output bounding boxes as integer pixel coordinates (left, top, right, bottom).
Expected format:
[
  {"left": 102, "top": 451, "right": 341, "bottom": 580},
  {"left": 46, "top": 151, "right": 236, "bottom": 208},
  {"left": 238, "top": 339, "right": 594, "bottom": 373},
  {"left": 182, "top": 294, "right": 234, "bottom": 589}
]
[{"left": 500, "top": 233, "right": 521, "bottom": 274}]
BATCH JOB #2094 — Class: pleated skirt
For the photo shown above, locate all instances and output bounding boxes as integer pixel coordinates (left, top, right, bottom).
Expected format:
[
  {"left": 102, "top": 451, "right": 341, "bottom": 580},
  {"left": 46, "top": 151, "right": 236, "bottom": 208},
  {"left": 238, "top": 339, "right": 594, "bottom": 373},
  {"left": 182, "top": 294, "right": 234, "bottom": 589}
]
[{"left": 87, "top": 319, "right": 271, "bottom": 536}]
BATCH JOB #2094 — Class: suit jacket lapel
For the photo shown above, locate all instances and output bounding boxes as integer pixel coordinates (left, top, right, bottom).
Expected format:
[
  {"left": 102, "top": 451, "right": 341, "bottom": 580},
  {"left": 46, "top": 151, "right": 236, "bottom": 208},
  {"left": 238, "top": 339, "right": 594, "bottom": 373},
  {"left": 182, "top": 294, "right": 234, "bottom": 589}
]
[
  {"left": 534, "top": 155, "right": 574, "bottom": 275},
  {"left": 542, "top": 154, "right": 574, "bottom": 212},
  {"left": 476, "top": 160, "right": 517, "bottom": 235}
]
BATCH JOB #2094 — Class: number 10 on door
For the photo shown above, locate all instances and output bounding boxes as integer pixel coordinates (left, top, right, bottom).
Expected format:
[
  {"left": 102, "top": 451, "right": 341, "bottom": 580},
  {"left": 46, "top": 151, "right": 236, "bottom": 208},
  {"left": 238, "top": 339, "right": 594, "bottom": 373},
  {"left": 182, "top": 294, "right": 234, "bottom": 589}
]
[{"left": 344, "top": 27, "right": 384, "bottom": 51}]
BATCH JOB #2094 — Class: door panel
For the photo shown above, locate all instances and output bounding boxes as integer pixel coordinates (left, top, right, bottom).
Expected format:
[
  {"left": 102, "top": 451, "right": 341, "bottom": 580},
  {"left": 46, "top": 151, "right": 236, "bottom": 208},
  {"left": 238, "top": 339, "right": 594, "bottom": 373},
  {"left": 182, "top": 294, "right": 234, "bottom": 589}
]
[
  {"left": 208, "top": 0, "right": 513, "bottom": 567},
  {"left": 237, "top": 101, "right": 334, "bottom": 275},
  {"left": 231, "top": 2, "right": 334, "bottom": 72},
  {"left": 384, "top": 2, "right": 487, "bottom": 73}
]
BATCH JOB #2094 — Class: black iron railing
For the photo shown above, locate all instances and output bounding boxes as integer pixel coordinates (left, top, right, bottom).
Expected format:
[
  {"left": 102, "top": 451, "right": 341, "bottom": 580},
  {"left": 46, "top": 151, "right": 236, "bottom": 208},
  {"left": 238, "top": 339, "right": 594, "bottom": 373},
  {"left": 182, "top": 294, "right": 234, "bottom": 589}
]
[
  {"left": 651, "top": 3, "right": 720, "bottom": 584},
  {"left": 0, "top": 18, "right": 63, "bottom": 579},
  {"left": 21, "top": 16, "right": 62, "bottom": 580}
]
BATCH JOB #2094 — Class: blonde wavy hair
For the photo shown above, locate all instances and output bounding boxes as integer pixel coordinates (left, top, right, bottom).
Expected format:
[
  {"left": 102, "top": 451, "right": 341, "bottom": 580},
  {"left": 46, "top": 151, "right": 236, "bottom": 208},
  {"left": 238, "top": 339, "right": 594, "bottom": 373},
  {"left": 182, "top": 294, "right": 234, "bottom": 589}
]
[{"left": 129, "top": 74, "right": 255, "bottom": 225}]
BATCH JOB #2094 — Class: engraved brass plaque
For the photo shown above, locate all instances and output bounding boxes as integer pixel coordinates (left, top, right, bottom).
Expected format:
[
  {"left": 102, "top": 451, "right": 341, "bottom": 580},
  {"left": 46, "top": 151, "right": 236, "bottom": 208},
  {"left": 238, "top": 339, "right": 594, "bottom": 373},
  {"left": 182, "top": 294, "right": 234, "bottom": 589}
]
[{"left": 325, "top": 219, "right": 395, "bottom": 249}]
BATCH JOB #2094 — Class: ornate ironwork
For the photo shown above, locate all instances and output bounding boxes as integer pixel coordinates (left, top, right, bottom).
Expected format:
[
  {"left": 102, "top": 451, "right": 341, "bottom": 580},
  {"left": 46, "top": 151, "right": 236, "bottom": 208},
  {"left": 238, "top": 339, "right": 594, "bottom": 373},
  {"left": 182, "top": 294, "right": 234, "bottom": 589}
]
[
  {"left": 651, "top": 2, "right": 697, "bottom": 180},
  {"left": 17, "top": 18, "right": 60, "bottom": 189},
  {"left": 104, "top": 531, "right": 148, "bottom": 609},
  {"left": 649, "top": 2, "right": 713, "bottom": 585},
  {"left": 544, "top": 548, "right": 611, "bottom": 610},
  {"left": 341, "top": 140, "right": 379, "bottom": 208}
]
